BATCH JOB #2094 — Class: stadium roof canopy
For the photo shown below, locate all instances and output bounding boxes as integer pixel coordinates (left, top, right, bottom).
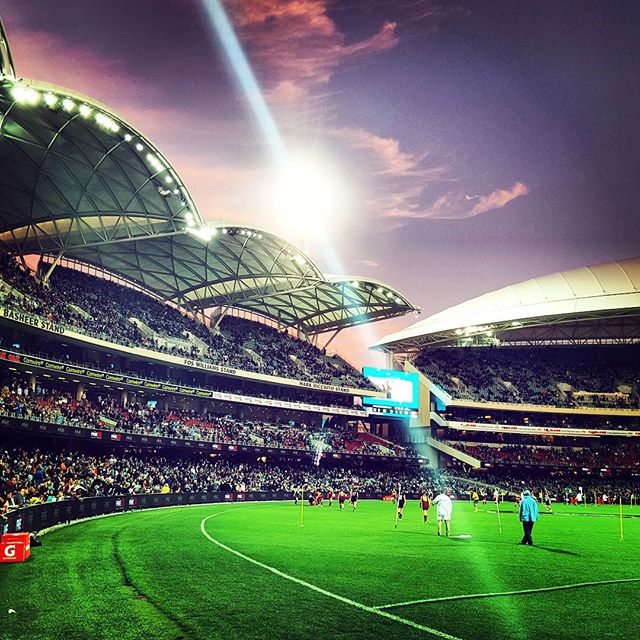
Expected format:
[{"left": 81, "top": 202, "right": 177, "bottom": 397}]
[
  {"left": 374, "top": 258, "right": 640, "bottom": 353},
  {"left": 0, "top": 21, "right": 417, "bottom": 335}
]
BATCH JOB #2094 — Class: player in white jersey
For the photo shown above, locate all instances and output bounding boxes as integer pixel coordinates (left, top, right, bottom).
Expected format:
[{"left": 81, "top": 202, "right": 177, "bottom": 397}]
[{"left": 433, "top": 489, "right": 453, "bottom": 537}]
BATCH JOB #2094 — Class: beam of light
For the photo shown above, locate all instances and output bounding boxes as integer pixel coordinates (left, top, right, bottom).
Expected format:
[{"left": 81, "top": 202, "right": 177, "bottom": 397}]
[
  {"left": 201, "top": 0, "right": 287, "bottom": 163},
  {"left": 201, "top": 0, "right": 382, "bottom": 367},
  {"left": 202, "top": 0, "right": 344, "bottom": 248}
]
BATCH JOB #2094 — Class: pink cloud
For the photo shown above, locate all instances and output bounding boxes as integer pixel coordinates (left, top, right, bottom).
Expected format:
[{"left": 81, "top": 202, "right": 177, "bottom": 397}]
[
  {"left": 266, "top": 80, "right": 309, "bottom": 104},
  {"left": 227, "top": 0, "right": 399, "bottom": 104},
  {"left": 9, "top": 29, "right": 151, "bottom": 110},
  {"left": 7, "top": 28, "right": 219, "bottom": 147},
  {"left": 343, "top": 20, "right": 399, "bottom": 57},
  {"left": 332, "top": 127, "right": 419, "bottom": 176},
  {"left": 468, "top": 182, "right": 529, "bottom": 216},
  {"left": 326, "top": 126, "right": 458, "bottom": 228},
  {"left": 387, "top": 182, "right": 529, "bottom": 220}
]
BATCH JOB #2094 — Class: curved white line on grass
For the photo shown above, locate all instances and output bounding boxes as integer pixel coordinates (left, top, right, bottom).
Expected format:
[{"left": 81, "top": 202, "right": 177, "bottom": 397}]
[
  {"left": 375, "top": 577, "right": 640, "bottom": 610},
  {"left": 200, "top": 510, "right": 462, "bottom": 640}
]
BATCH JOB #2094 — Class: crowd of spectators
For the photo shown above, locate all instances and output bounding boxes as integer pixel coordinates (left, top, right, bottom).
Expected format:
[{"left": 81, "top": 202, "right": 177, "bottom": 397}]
[
  {"left": 2, "top": 442, "right": 639, "bottom": 523},
  {"left": 453, "top": 468, "right": 640, "bottom": 504},
  {"left": 444, "top": 440, "right": 640, "bottom": 470},
  {"left": 415, "top": 346, "right": 640, "bottom": 408},
  {"left": 0, "top": 445, "right": 451, "bottom": 511},
  {"left": 0, "top": 256, "right": 375, "bottom": 390},
  {"left": 0, "top": 377, "right": 407, "bottom": 457}
]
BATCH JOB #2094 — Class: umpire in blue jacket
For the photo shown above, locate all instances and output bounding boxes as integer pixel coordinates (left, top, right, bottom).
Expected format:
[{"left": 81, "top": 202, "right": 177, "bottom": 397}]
[{"left": 518, "top": 490, "right": 539, "bottom": 545}]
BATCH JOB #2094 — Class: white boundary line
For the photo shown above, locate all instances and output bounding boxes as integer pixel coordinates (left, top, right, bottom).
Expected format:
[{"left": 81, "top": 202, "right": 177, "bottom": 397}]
[
  {"left": 200, "top": 510, "right": 463, "bottom": 640},
  {"left": 375, "top": 577, "right": 640, "bottom": 610}
]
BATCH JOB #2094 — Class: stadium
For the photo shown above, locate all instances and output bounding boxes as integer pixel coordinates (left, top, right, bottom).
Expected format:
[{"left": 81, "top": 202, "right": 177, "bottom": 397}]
[{"left": 1, "top": 10, "right": 640, "bottom": 640}]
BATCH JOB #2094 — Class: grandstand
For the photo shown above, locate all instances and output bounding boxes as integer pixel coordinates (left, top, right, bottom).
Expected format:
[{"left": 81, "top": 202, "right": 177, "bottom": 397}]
[
  {"left": 0, "top": 15, "right": 423, "bottom": 440},
  {"left": 374, "top": 258, "right": 640, "bottom": 487}
]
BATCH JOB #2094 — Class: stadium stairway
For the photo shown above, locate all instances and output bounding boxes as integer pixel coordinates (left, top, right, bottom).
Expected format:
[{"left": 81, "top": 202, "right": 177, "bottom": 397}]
[{"left": 427, "top": 436, "right": 482, "bottom": 468}]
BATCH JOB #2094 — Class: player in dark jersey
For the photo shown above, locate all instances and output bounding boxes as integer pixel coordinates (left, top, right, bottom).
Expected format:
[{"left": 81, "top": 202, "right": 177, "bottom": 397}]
[
  {"left": 397, "top": 491, "right": 407, "bottom": 520},
  {"left": 420, "top": 491, "right": 431, "bottom": 523},
  {"left": 350, "top": 488, "right": 359, "bottom": 511},
  {"left": 338, "top": 489, "right": 347, "bottom": 511},
  {"left": 327, "top": 489, "right": 334, "bottom": 507}
]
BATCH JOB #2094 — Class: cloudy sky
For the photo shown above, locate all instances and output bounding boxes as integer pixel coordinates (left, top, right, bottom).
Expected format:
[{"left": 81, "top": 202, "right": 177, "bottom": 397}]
[{"left": 2, "top": 1, "right": 639, "bottom": 368}]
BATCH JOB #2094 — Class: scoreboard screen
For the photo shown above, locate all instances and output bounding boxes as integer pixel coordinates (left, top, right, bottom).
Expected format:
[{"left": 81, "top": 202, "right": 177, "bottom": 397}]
[{"left": 362, "top": 368, "right": 419, "bottom": 414}]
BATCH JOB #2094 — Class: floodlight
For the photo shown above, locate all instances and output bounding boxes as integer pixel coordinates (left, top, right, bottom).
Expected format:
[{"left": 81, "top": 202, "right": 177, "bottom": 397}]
[
  {"left": 12, "top": 86, "right": 40, "bottom": 105},
  {"left": 272, "top": 155, "right": 341, "bottom": 237}
]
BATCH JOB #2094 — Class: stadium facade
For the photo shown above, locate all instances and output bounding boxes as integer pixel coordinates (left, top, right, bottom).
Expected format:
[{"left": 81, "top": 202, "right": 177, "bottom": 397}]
[{"left": 374, "top": 258, "right": 640, "bottom": 473}]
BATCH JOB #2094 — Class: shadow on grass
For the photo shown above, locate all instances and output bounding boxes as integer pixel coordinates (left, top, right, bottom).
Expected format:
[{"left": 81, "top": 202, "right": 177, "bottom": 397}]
[
  {"left": 532, "top": 545, "right": 580, "bottom": 556},
  {"left": 393, "top": 530, "right": 440, "bottom": 538},
  {"left": 469, "top": 538, "right": 581, "bottom": 556}
]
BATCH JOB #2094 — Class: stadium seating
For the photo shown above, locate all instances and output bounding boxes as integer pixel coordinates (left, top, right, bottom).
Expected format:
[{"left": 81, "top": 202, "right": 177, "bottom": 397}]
[
  {"left": 415, "top": 346, "right": 640, "bottom": 408},
  {"left": 443, "top": 440, "right": 640, "bottom": 469},
  {"left": 0, "top": 375, "right": 409, "bottom": 457},
  {"left": 0, "top": 256, "right": 375, "bottom": 390}
]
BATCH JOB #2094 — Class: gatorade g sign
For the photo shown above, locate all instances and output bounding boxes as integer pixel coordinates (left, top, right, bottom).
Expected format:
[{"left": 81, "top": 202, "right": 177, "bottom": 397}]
[{"left": 0, "top": 533, "right": 31, "bottom": 562}]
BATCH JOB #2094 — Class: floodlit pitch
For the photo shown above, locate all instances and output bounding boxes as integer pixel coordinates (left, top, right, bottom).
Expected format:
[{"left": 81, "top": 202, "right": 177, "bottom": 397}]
[{"left": 1, "top": 500, "right": 638, "bottom": 640}]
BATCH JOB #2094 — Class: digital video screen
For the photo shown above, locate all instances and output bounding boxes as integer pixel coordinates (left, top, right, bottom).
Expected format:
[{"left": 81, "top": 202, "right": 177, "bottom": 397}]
[{"left": 362, "top": 368, "right": 419, "bottom": 410}]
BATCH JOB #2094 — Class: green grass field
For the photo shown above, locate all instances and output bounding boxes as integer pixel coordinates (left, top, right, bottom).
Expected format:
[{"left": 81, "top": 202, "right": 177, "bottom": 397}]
[{"left": 1, "top": 500, "right": 639, "bottom": 640}]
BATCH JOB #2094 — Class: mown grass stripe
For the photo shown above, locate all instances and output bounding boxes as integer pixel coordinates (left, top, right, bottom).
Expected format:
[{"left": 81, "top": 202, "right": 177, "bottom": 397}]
[
  {"left": 112, "top": 528, "right": 195, "bottom": 639},
  {"left": 200, "top": 510, "right": 463, "bottom": 640},
  {"left": 375, "top": 577, "right": 640, "bottom": 610}
]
